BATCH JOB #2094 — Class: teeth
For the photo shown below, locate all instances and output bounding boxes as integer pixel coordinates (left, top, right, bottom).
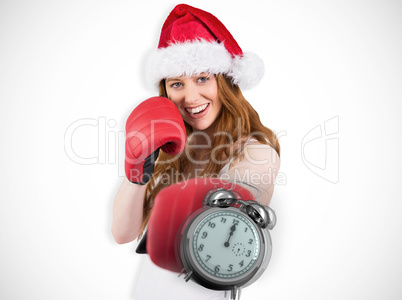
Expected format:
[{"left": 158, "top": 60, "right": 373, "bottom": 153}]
[{"left": 186, "top": 104, "right": 208, "bottom": 114}]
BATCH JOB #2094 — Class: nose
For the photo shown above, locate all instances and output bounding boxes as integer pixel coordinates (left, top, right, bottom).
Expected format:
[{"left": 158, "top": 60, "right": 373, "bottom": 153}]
[{"left": 184, "top": 82, "right": 200, "bottom": 105}]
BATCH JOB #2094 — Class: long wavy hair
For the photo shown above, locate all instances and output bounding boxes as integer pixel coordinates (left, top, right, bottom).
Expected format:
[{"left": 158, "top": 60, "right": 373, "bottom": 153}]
[{"left": 138, "top": 74, "right": 280, "bottom": 237}]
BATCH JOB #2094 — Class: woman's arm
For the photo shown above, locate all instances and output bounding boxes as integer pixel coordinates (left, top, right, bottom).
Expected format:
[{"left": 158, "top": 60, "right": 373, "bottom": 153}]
[
  {"left": 111, "top": 178, "right": 147, "bottom": 244},
  {"left": 222, "top": 142, "right": 280, "bottom": 206}
]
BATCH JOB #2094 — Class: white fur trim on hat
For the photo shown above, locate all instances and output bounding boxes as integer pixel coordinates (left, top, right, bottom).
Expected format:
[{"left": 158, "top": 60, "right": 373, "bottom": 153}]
[{"left": 145, "top": 40, "right": 264, "bottom": 90}]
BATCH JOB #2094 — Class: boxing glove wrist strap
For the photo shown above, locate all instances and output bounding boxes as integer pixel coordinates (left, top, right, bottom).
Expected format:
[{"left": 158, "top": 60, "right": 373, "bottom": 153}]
[{"left": 129, "top": 148, "right": 160, "bottom": 185}]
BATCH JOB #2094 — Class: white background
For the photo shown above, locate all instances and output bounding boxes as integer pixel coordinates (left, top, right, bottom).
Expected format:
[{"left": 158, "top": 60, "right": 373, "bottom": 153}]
[{"left": 1, "top": 0, "right": 401, "bottom": 299}]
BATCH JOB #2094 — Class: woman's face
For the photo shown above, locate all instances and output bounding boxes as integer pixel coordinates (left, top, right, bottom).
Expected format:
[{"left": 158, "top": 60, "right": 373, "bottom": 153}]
[{"left": 166, "top": 73, "right": 222, "bottom": 132}]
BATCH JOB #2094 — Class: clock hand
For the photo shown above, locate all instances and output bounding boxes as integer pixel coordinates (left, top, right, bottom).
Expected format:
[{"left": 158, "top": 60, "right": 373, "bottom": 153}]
[{"left": 224, "top": 225, "right": 237, "bottom": 247}]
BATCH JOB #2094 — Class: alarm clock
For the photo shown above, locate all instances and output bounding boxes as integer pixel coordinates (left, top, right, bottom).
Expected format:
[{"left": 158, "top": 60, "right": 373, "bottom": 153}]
[{"left": 177, "top": 187, "right": 276, "bottom": 300}]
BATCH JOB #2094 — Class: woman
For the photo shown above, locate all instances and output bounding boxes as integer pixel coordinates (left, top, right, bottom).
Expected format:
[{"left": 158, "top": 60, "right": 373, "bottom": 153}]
[{"left": 112, "top": 4, "right": 281, "bottom": 299}]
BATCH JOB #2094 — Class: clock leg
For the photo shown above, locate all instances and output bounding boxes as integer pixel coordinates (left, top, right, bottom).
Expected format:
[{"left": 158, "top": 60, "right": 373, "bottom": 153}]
[{"left": 229, "top": 286, "right": 242, "bottom": 300}]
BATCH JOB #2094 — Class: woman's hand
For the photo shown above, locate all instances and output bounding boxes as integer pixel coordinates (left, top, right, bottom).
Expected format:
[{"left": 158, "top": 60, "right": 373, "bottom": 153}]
[{"left": 125, "top": 97, "right": 186, "bottom": 184}]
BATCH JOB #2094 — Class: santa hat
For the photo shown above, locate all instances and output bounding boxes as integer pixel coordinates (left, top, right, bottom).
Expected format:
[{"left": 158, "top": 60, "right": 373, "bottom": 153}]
[{"left": 145, "top": 4, "right": 265, "bottom": 90}]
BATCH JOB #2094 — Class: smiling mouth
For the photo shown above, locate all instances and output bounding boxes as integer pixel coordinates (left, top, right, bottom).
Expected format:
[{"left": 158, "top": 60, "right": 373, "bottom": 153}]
[{"left": 185, "top": 103, "right": 209, "bottom": 115}]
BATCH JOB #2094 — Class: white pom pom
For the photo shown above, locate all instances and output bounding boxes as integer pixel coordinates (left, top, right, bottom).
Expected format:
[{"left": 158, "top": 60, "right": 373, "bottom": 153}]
[{"left": 229, "top": 52, "right": 265, "bottom": 90}]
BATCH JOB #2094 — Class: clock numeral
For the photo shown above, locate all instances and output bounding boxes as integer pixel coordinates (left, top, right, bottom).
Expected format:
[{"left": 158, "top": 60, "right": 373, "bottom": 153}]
[
  {"left": 206, "top": 255, "right": 211, "bottom": 262},
  {"left": 246, "top": 250, "right": 251, "bottom": 257},
  {"left": 214, "top": 265, "right": 220, "bottom": 273},
  {"left": 198, "top": 244, "right": 204, "bottom": 252},
  {"left": 208, "top": 222, "right": 216, "bottom": 228},
  {"left": 232, "top": 219, "right": 239, "bottom": 225},
  {"left": 201, "top": 231, "right": 208, "bottom": 239},
  {"left": 239, "top": 260, "right": 244, "bottom": 267},
  {"left": 248, "top": 239, "right": 253, "bottom": 244},
  {"left": 221, "top": 217, "right": 227, "bottom": 223},
  {"left": 227, "top": 264, "right": 233, "bottom": 272},
  {"left": 244, "top": 227, "right": 248, "bottom": 233}
]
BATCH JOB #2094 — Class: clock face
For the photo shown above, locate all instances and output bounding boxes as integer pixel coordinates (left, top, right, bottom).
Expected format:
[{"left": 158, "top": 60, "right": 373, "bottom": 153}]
[{"left": 190, "top": 209, "right": 261, "bottom": 280}]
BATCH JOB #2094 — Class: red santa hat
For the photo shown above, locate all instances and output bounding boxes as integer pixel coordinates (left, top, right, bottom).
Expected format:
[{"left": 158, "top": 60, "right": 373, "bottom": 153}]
[{"left": 145, "top": 4, "right": 265, "bottom": 90}]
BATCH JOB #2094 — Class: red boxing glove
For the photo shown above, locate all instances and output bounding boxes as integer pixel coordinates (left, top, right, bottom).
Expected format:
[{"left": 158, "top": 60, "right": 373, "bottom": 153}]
[
  {"left": 147, "top": 178, "right": 254, "bottom": 272},
  {"left": 125, "top": 97, "right": 186, "bottom": 184}
]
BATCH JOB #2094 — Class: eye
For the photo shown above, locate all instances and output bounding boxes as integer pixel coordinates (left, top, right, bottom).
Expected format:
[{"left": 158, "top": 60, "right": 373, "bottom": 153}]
[
  {"left": 170, "top": 82, "right": 183, "bottom": 88},
  {"left": 197, "top": 76, "right": 210, "bottom": 83}
]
